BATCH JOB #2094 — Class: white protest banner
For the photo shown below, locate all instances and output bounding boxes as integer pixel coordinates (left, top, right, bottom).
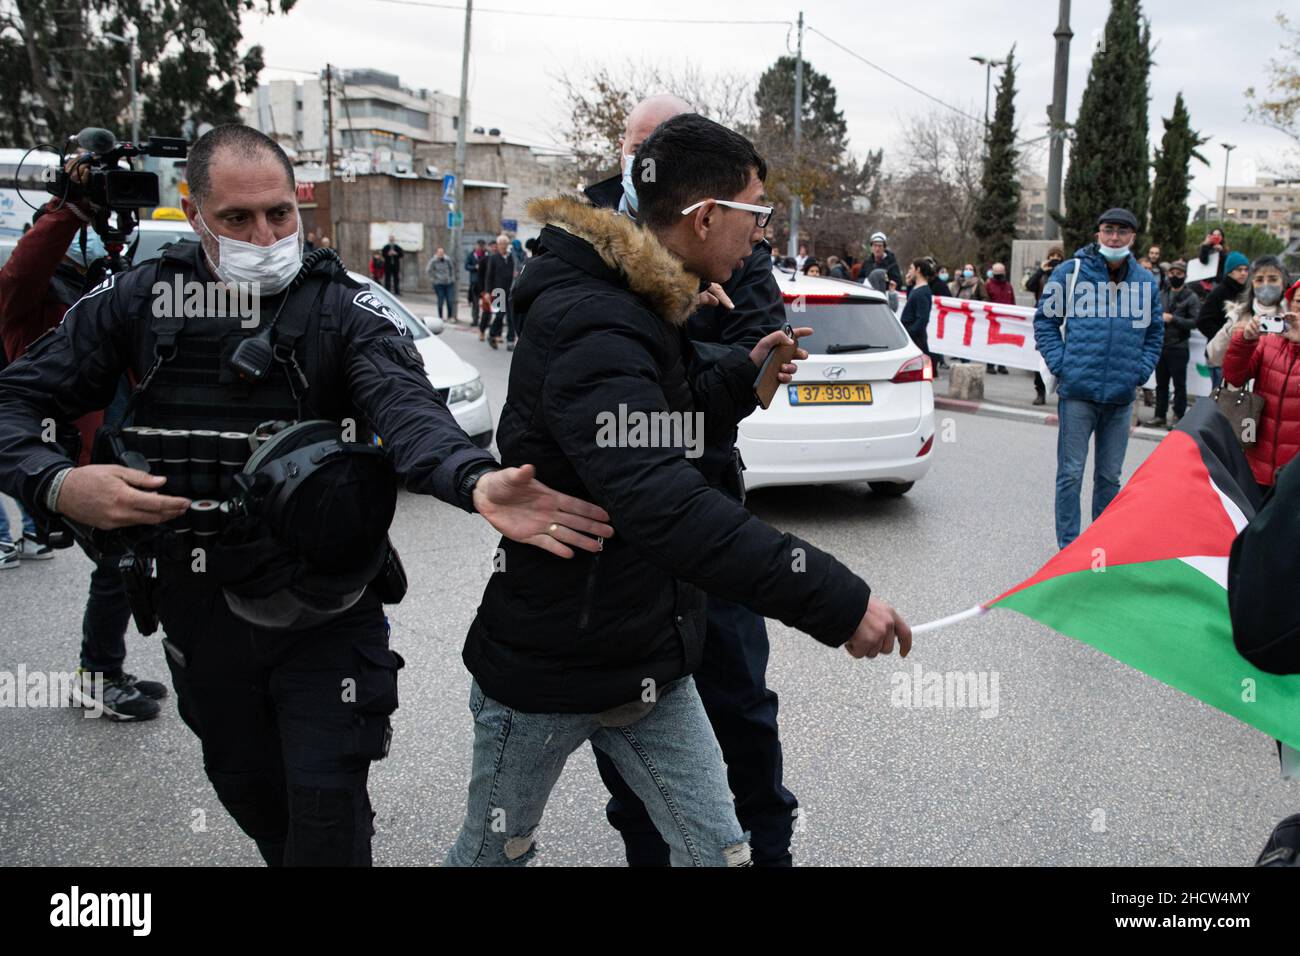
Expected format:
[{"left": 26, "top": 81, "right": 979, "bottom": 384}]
[
  {"left": 369, "top": 221, "right": 424, "bottom": 253},
  {"left": 924, "top": 296, "right": 1043, "bottom": 371},
  {"left": 1185, "top": 250, "right": 1218, "bottom": 283}
]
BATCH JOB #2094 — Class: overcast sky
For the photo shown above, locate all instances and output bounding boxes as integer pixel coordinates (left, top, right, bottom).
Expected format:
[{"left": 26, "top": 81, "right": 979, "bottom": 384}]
[{"left": 247, "top": 0, "right": 1293, "bottom": 215}]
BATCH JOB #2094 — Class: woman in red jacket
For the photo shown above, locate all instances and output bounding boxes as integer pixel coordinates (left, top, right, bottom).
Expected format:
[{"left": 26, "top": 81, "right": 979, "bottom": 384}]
[{"left": 1223, "top": 278, "right": 1300, "bottom": 492}]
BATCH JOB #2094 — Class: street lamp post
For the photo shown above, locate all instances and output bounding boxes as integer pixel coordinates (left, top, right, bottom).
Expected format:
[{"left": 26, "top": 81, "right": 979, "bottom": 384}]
[
  {"left": 1220, "top": 143, "right": 1236, "bottom": 226},
  {"left": 104, "top": 32, "right": 139, "bottom": 144},
  {"left": 970, "top": 55, "right": 1007, "bottom": 132}
]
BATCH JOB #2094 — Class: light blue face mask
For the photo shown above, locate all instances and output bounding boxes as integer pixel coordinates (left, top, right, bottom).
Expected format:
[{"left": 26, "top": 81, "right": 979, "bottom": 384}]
[
  {"left": 66, "top": 229, "right": 108, "bottom": 267},
  {"left": 939, "top": 272, "right": 949, "bottom": 282},
  {"left": 962, "top": 269, "right": 974, "bottom": 279},
  {"left": 1099, "top": 242, "right": 1131, "bottom": 263},
  {"left": 620, "top": 153, "right": 640, "bottom": 216}
]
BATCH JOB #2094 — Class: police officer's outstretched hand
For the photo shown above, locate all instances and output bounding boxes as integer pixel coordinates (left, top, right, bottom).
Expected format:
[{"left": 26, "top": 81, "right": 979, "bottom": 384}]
[
  {"left": 472, "top": 464, "right": 614, "bottom": 559},
  {"left": 57, "top": 465, "right": 191, "bottom": 530}
]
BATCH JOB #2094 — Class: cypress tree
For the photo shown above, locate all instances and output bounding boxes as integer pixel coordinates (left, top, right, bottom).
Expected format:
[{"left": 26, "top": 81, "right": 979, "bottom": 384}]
[
  {"left": 973, "top": 49, "right": 1021, "bottom": 266},
  {"left": 1056, "top": 0, "right": 1153, "bottom": 251},
  {"left": 1149, "top": 93, "right": 1208, "bottom": 255}
]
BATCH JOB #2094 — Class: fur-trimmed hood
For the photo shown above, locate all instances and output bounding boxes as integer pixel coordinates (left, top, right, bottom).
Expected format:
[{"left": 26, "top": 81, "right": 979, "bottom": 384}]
[{"left": 525, "top": 195, "right": 700, "bottom": 326}]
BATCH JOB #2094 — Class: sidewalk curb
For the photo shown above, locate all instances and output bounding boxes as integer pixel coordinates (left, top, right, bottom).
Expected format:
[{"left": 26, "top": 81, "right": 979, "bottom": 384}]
[{"left": 934, "top": 396, "right": 1167, "bottom": 443}]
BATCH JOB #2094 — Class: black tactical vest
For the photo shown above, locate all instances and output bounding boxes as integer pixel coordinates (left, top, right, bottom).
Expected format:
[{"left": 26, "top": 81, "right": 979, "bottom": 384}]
[{"left": 125, "top": 242, "right": 323, "bottom": 432}]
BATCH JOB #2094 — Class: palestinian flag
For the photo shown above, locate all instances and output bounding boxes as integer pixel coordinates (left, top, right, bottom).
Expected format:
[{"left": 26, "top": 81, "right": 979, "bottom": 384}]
[{"left": 986, "top": 400, "right": 1300, "bottom": 750}]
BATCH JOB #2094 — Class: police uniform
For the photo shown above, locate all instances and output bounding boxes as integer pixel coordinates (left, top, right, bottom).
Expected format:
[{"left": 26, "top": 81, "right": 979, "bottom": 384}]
[{"left": 0, "top": 241, "right": 499, "bottom": 865}]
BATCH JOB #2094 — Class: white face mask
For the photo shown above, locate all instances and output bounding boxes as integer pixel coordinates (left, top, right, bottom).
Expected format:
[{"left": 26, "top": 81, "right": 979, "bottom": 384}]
[{"left": 196, "top": 211, "right": 303, "bottom": 295}]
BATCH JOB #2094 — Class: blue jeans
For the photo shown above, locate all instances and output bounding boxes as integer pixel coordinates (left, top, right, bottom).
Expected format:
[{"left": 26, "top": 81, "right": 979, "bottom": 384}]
[
  {"left": 595, "top": 595, "right": 797, "bottom": 865},
  {"left": 444, "top": 676, "right": 750, "bottom": 867},
  {"left": 0, "top": 497, "right": 36, "bottom": 544},
  {"left": 1055, "top": 398, "right": 1132, "bottom": 549},
  {"left": 1209, "top": 366, "right": 1223, "bottom": 390},
  {"left": 434, "top": 283, "right": 453, "bottom": 318}
]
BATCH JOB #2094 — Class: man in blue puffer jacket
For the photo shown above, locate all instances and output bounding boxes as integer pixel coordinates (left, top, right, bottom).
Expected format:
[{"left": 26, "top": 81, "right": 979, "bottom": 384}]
[{"left": 1033, "top": 207, "right": 1164, "bottom": 549}]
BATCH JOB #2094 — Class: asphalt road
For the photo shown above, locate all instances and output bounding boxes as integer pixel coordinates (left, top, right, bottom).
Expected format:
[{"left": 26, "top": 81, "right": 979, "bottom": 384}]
[{"left": 1, "top": 315, "right": 1293, "bottom": 866}]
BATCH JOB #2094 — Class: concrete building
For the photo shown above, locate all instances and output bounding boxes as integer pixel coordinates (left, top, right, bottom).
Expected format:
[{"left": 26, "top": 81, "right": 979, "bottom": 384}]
[
  {"left": 242, "top": 68, "right": 466, "bottom": 176},
  {"left": 1016, "top": 172, "right": 1048, "bottom": 240},
  {"left": 1217, "top": 178, "right": 1300, "bottom": 244},
  {"left": 415, "top": 136, "right": 578, "bottom": 241}
]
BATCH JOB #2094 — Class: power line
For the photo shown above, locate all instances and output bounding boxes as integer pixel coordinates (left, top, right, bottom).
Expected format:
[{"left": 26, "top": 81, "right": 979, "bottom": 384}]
[
  {"left": 807, "top": 26, "right": 1052, "bottom": 154},
  {"left": 370, "top": 0, "right": 789, "bottom": 25},
  {"left": 806, "top": 26, "right": 982, "bottom": 125}
]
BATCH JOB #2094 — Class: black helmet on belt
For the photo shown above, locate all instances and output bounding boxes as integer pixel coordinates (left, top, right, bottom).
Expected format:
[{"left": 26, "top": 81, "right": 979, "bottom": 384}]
[{"left": 219, "top": 419, "right": 398, "bottom": 629}]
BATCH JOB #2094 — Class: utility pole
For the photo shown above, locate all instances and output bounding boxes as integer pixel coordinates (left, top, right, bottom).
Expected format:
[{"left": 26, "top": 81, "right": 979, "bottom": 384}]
[
  {"left": 325, "top": 64, "right": 335, "bottom": 180},
  {"left": 787, "top": 11, "right": 804, "bottom": 260},
  {"left": 449, "top": 0, "right": 473, "bottom": 320},
  {"left": 1220, "top": 142, "right": 1236, "bottom": 226},
  {"left": 1044, "top": 0, "right": 1071, "bottom": 241}
]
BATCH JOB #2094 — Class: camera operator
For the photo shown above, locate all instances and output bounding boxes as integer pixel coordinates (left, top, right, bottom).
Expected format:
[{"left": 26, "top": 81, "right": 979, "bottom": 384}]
[
  {"left": 0, "top": 156, "right": 164, "bottom": 719},
  {"left": 0, "top": 125, "right": 612, "bottom": 866}
]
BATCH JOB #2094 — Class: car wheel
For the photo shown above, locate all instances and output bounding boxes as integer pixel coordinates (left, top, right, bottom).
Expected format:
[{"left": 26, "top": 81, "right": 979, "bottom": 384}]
[{"left": 869, "top": 481, "right": 914, "bottom": 496}]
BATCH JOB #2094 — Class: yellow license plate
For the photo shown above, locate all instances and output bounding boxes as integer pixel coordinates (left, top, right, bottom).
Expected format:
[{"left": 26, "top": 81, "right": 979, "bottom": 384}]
[{"left": 788, "top": 382, "right": 873, "bottom": 405}]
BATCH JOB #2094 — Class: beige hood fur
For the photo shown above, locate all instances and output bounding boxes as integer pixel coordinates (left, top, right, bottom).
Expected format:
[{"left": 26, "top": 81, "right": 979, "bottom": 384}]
[{"left": 526, "top": 195, "right": 700, "bottom": 326}]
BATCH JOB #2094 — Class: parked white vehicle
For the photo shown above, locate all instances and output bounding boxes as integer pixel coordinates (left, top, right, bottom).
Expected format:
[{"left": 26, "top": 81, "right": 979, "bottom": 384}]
[
  {"left": 737, "top": 271, "right": 935, "bottom": 495},
  {"left": 344, "top": 276, "right": 494, "bottom": 448}
]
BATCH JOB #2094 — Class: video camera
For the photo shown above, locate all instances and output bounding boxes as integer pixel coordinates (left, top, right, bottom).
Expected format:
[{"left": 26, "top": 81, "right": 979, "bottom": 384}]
[{"left": 45, "top": 127, "right": 188, "bottom": 245}]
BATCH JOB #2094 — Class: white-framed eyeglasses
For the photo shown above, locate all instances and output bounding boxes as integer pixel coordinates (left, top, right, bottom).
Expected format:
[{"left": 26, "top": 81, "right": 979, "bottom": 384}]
[{"left": 681, "top": 199, "right": 774, "bottom": 229}]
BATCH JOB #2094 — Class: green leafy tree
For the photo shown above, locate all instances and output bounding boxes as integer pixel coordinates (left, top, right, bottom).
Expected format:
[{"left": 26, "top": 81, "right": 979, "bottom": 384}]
[
  {"left": 1149, "top": 93, "right": 1208, "bottom": 254},
  {"left": 973, "top": 49, "right": 1020, "bottom": 266},
  {"left": 0, "top": 0, "right": 295, "bottom": 144},
  {"left": 1057, "top": 0, "right": 1152, "bottom": 251},
  {"left": 749, "top": 55, "right": 879, "bottom": 258}
]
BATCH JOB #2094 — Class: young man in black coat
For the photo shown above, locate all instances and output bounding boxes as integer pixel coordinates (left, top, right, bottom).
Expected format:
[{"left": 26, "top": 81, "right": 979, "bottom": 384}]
[
  {"left": 444, "top": 114, "right": 911, "bottom": 868},
  {"left": 583, "top": 93, "right": 804, "bottom": 867}
]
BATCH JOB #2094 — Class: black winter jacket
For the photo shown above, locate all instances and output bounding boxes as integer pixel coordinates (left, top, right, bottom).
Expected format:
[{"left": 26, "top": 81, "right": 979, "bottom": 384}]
[
  {"left": 463, "top": 196, "right": 871, "bottom": 713},
  {"left": 859, "top": 250, "right": 903, "bottom": 289},
  {"left": 1196, "top": 276, "right": 1246, "bottom": 344},
  {"left": 1159, "top": 284, "right": 1200, "bottom": 351}
]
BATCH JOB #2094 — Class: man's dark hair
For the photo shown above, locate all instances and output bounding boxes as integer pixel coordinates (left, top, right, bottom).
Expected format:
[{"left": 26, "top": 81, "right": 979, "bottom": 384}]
[
  {"left": 911, "top": 258, "right": 935, "bottom": 279},
  {"left": 634, "top": 113, "right": 767, "bottom": 230},
  {"left": 187, "top": 124, "right": 295, "bottom": 207}
]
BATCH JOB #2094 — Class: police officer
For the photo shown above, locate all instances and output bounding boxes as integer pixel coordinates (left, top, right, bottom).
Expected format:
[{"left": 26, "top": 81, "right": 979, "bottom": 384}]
[
  {"left": 0, "top": 125, "right": 612, "bottom": 866},
  {"left": 582, "top": 95, "right": 798, "bottom": 866}
]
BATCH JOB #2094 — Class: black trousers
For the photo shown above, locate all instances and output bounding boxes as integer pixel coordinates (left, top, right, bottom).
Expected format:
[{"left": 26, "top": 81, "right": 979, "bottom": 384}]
[
  {"left": 383, "top": 268, "right": 401, "bottom": 297},
  {"left": 1155, "top": 347, "right": 1189, "bottom": 420},
  {"left": 594, "top": 593, "right": 798, "bottom": 866},
  {"left": 79, "top": 557, "right": 133, "bottom": 675},
  {"left": 155, "top": 571, "right": 401, "bottom": 866}
]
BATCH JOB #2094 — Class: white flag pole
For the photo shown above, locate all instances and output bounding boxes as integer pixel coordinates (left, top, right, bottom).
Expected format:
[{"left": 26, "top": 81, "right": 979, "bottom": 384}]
[{"left": 909, "top": 605, "right": 989, "bottom": 636}]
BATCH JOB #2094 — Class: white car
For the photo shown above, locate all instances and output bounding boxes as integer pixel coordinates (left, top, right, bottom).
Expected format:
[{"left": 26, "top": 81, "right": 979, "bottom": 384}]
[
  {"left": 345, "top": 275, "right": 494, "bottom": 448},
  {"left": 737, "top": 271, "right": 934, "bottom": 495}
]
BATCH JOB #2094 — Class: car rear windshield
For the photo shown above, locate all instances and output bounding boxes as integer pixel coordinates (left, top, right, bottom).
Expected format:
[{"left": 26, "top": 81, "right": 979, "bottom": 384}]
[{"left": 785, "top": 300, "right": 909, "bottom": 354}]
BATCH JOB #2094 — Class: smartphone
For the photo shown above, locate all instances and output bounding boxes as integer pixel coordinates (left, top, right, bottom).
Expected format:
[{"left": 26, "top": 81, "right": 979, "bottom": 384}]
[{"left": 754, "top": 323, "right": 798, "bottom": 409}]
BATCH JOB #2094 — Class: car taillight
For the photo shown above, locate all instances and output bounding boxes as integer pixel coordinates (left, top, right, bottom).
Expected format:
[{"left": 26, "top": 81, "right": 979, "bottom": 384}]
[
  {"left": 916, "top": 434, "right": 934, "bottom": 457},
  {"left": 892, "top": 355, "right": 933, "bottom": 383},
  {"left": 780, "top": 293, "right": 852, "bottom": 303}
]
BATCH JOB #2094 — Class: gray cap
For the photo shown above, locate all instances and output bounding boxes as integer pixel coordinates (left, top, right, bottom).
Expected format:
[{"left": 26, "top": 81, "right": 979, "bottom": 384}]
[{"left": 1096, "top": 207, "right": 1138, "bottom": 230}]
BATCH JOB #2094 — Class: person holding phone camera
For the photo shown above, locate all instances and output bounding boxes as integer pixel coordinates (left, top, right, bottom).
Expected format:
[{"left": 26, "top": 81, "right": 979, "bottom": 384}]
[
  {"left": 444, "top": 114, "right": 910, "bottom": 868},
  {"left": 1222, "top": 274, "right": 1300, "bottom": 494}
]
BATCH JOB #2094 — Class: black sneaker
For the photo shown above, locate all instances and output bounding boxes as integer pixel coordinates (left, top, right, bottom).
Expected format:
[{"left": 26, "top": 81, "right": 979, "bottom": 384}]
[
  {"left": 68, "top": 668, "right": 161, "bottom": 721},
  {"left": 122, "top": 673, "right": 169, "bottom": 701}
]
